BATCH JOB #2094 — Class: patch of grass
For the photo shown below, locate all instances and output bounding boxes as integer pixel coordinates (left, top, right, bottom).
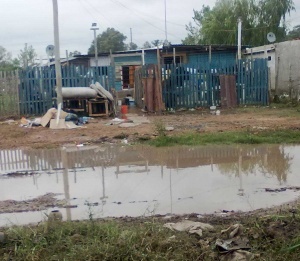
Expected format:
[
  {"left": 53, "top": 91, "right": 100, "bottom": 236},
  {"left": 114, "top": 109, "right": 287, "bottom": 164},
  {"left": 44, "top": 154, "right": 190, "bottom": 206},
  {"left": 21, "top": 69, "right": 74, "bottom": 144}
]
[
  {"left": 2, "top": 208, "right": 300, "bottom": 260},
  {"left": 148, "top": 129, "right": 300, "bottom": 147},
  {"left": 0, "top": 220, "right": 202, "bottom": 261},
  {"left": 154, "top": 120, "right": 166, "bottom": 137},
  {"left": 232, "top": 104, "right": 300, "bottom": 118}
]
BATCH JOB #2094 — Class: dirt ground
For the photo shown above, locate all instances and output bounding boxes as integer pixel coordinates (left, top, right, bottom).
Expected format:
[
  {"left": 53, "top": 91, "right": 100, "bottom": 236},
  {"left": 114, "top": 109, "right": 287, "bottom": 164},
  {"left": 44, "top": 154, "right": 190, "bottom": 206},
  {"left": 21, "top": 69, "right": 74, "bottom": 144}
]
[
  {"left": 2, "top": 106, "right": 300, "bottom": 260},
  {"left": 1, "top": 106, "right": 300, "bottom": 150}
]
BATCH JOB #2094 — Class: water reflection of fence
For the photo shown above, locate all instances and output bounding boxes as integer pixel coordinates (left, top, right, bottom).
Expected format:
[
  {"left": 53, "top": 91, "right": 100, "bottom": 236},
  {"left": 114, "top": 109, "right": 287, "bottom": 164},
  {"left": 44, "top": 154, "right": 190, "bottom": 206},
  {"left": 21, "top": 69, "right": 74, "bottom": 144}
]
[
  {"left": 0, "top": 145, "right": 272, "bottom": 173},
  {"left": 0, "top": 146, "right": 116, "bottom": 172}
]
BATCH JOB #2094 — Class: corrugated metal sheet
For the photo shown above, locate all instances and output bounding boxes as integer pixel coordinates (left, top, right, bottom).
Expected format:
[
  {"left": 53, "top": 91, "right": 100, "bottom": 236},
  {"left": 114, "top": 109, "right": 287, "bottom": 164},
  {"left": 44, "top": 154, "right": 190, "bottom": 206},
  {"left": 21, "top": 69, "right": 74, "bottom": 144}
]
[{"left": 219, "top": 75, "right": 237, "bottom": 107}]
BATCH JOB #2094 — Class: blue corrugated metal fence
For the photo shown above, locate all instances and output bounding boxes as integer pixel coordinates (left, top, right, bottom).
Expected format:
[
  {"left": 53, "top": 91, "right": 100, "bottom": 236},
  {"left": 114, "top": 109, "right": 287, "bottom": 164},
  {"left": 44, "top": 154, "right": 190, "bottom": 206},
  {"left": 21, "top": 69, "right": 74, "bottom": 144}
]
[
  {"left": 161, "top": 58, "right": 268, "bottom": 109},
  {"left": 18, "top": 65, "right": 115, "bottom": 115}
]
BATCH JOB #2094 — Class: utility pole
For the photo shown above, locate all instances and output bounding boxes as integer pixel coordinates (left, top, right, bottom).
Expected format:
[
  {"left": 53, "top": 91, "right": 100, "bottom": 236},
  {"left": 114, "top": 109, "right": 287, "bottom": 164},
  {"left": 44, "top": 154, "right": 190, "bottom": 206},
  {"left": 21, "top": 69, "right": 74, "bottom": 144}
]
[
  {"left": 24, "top": 43, "right": 28, "bottom": 68},
  {"left": 52, "top": 0, "right": 63, "bottom": 107},
  {"left": 237, "top": 17, "right": 242, "bottom": 60},
  {"left": 164, "top": 0, "right": 168, "bottom": 42},
  {"left": 66, "top": 50, "right": 69, "bottom": 66},
  {"left": 130, "top": 28, "right": 133, "bottom": 49},
  {"left": 91, "top": 23, "right": 99, "bottom": 67}
]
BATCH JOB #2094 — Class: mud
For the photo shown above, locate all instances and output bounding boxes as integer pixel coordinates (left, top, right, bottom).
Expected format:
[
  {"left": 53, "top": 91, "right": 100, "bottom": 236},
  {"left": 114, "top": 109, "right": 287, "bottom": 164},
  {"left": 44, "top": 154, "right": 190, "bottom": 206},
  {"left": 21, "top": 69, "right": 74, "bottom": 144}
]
[
  {"left": 0, "top": 193, "right": 68, "bottom": 214},
  {"left": 1, "top": 107, "right": 300, "bottom": 150}
]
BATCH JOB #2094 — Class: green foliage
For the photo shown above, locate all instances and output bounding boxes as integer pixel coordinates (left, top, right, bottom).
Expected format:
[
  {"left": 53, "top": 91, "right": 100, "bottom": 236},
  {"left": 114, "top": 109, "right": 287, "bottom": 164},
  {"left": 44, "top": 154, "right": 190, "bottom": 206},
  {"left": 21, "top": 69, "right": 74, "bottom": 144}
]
[
  {"left": 69, "top": 50, "right": 81, "bottom": 57},
  {"left": 0, "top": 46, "right": 19, "bottom": 71},
  {"left": 286, "top": 24, "right": 300, "bottom": 39},
  {"left": 127, "top": 42, "right": 138, "bottom": 50},
  {"left": 88, "top": 28, "right": 127, "bottom": 54},
  {"left": 18, "top": 44, "right": 37, "bottom": 69},
  {"left": 3, "top": 211, "right": 300, "bottom": 260},
  {"left": 183, "top": 0, "right": 295, "bottom": 46},
  {"left": 0, "top": 220, "right": 201, "bottom": 260},
  {"left": 154, "top": 120, "right": 166, "bottom": 137},
  {"left": 149, "top": 129, "right": 300, "bottom": 147},
  {"left": 143, "top": 41, "right": 152, "bottom": 48},
  {"left": 151, "top": 39, "right": 163, "bottom": 47}
]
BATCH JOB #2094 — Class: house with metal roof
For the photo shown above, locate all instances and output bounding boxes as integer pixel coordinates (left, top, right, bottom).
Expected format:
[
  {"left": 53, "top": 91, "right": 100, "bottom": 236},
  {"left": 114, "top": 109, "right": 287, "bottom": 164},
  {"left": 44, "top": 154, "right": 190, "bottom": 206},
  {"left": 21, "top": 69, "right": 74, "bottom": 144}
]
[{"left": 75, "top": 44, "right": 243, "bottom": 91}]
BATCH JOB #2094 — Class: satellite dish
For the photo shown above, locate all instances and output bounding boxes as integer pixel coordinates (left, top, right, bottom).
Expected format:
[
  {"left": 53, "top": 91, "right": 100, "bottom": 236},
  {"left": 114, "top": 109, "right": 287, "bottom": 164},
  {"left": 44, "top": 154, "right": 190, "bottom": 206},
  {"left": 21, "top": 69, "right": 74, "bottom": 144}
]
[
  {"left": 267, "top": 32, "right": 276, "bottom": 43},
  {"left": 46, "top": 45, "right": 55, "bottom": 56}
]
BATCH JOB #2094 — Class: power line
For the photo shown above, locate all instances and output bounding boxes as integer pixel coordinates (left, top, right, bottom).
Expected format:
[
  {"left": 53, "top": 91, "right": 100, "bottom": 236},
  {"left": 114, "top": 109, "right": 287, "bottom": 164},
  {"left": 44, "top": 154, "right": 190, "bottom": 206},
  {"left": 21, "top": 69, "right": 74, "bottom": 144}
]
[{"left": 109, "top": 0, "right": 165, "bottom": 33}]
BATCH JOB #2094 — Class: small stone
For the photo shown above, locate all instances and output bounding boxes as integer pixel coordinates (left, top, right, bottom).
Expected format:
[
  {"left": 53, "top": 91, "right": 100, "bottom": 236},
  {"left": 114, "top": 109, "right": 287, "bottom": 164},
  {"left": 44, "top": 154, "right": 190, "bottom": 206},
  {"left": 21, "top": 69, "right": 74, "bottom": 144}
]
[{"left": 165, "top": 126, "right": 174, "bottom": 131}]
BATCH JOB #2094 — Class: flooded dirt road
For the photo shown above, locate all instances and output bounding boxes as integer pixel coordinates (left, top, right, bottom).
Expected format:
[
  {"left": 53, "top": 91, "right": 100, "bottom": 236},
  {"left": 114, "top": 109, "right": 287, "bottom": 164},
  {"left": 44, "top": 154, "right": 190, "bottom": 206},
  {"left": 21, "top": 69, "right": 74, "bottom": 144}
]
[{"left": 0, "top": 144, "right": 299, "bottom": 226}]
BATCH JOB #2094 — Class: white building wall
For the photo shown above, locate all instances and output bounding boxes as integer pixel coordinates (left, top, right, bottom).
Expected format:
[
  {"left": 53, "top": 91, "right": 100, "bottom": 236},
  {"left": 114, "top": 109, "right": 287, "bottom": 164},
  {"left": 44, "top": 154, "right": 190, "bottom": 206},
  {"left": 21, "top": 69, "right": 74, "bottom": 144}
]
[
  {"left": 245, "top": 40, "right": 300, "bottom": 98},
  {"left": 275, "top": 40, "right": 300, "bottom": 97}
]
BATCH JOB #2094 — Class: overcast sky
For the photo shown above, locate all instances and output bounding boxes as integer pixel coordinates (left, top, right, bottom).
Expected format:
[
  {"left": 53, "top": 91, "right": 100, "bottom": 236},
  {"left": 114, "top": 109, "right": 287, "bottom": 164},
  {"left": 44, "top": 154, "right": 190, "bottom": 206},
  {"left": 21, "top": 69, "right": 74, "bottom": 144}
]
[{"left": 1, "top": 0, "right": 300, "bottom": 59}]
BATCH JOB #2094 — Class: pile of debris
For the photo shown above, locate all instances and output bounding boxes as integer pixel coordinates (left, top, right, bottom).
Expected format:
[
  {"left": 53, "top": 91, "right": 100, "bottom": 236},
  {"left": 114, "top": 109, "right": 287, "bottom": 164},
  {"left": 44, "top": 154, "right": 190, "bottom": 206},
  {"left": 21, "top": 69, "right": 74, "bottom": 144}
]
[{"left": 20, "top": 107, "right": 91, "bottom": 129}]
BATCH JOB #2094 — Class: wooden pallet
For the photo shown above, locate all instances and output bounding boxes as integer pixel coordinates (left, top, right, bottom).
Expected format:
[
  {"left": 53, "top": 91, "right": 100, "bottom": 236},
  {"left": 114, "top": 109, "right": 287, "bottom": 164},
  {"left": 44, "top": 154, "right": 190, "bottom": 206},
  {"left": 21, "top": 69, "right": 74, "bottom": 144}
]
[{"left": 87, "top": 99, "right": 109, "bottom": 117}]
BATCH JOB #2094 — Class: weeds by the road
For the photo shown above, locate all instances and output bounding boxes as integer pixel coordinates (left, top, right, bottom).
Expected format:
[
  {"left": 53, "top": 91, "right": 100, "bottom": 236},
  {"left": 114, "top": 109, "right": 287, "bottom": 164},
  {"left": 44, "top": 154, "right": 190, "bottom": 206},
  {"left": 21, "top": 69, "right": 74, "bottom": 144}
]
[
  {"left": 149, "top": 129, "right": 300, "bottom": 147},
  {"left": 0, "top": 219, "right": 201, "bottom": 261},
  {"left": 1, "top": 208, "right": 300, "bottom": 260}
]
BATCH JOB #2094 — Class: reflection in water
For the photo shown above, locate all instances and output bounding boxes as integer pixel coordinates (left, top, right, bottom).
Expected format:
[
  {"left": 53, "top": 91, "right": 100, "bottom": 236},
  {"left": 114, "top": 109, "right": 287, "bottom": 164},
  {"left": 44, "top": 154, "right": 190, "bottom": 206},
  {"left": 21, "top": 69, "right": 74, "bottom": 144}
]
[
  {"left": 217, "top": 145, "right": 293, "bottom": 184},
  {"left": 61, "top": 148, "right": 71, "bottom": 221},
  {"left": 0, "top": 144, "right": 298, "bottom": 226}
]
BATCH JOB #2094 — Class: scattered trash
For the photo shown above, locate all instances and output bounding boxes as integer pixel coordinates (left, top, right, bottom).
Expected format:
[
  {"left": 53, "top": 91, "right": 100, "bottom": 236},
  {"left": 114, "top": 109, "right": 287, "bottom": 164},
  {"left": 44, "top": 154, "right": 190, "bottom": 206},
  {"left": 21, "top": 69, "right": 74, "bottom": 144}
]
[
  {"left": 210, "top": 106, "right": 219, "bottom": 115},
  {"left": 165, "top": 126, "right": 174, "bottom": 131},
  {"left": 163, "top": 220, "right": 214, "bottom": 237},
  {"left": 121, "top": 139, "right": 128, "bottom": 144},
  {"left": 20, "top": 117, "right": 42, "bottom": 128},
  {"left": 37, "top": 107, "right": 85, "bottom": 129},
  {"left": 221, "top": 224, "right": 244, "bottom": 239},
  {"left": 109, "top": 118, "right": 125, "bottom": 125},
  {"left": 216, "top": 224, "right": 253, "bottom": 260},
  {"left": 41, "top": 107, "right": 68, "bottom": 127},
  {"left": 219, "top": 250, "right": 256, "bottom": 261}
]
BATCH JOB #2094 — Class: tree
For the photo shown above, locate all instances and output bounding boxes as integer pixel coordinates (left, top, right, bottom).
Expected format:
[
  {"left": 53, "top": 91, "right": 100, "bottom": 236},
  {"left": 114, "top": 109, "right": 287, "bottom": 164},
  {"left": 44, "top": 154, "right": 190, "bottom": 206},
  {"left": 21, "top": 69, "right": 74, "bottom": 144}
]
[
  {"left": 88, "top": 28, "right": 127, "bottom": 54},
  {"left": 0, "top": 46, "right": 18, "bottom": 71},
  {"left": 127, "top": 42, "right": 138, "bottom": 50},
  {"left": 143, "top": 41, "right": 152, "bottom": 48},
  {"left": 151, "top": 40, "right": 163, "bottom": 47},
  {"left": 286, "top": 25, "right": 300, "bottom": 39},
  {"left": 18, "top": 43, "right": 37, "bottom": 68},
  {"left": 183, "top": 0, "right": 295, "bottom": 46},
  {"left": 183, "top": 5, "right": 211, "bottom": 45},
  {"left": 69, "top": 50, "right": 81, "bottom": 57}
]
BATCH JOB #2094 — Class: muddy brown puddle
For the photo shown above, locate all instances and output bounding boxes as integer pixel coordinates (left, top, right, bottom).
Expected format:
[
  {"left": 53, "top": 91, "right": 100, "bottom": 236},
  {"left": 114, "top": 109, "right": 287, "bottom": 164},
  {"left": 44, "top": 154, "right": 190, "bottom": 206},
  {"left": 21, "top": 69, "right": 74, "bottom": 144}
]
[{"left": 0, "top": 144, "right": 299, "bottom": 226}]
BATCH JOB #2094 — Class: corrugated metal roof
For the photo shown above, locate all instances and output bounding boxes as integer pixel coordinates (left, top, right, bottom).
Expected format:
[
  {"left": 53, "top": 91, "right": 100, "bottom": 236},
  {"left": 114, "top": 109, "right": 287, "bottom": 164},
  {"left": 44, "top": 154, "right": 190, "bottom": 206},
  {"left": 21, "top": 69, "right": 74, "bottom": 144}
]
[{"left": 75, "top": 44, "right": 247, "bottom": 58}]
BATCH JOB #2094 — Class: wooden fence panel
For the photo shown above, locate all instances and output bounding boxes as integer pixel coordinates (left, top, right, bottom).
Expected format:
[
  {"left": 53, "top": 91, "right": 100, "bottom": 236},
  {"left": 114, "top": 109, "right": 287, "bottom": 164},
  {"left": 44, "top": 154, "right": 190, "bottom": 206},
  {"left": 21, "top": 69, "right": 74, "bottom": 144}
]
[{"left": 0, "top": 70, "right": 20, "bottom": 118}]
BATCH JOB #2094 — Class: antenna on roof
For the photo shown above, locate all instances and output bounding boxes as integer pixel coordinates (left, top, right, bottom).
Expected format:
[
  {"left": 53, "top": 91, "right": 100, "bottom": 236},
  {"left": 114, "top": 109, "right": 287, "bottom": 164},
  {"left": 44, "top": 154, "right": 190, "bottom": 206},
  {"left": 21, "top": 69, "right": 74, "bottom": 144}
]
[{"left": 267, "top": 32, "right": 276, "bottom": 43}]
